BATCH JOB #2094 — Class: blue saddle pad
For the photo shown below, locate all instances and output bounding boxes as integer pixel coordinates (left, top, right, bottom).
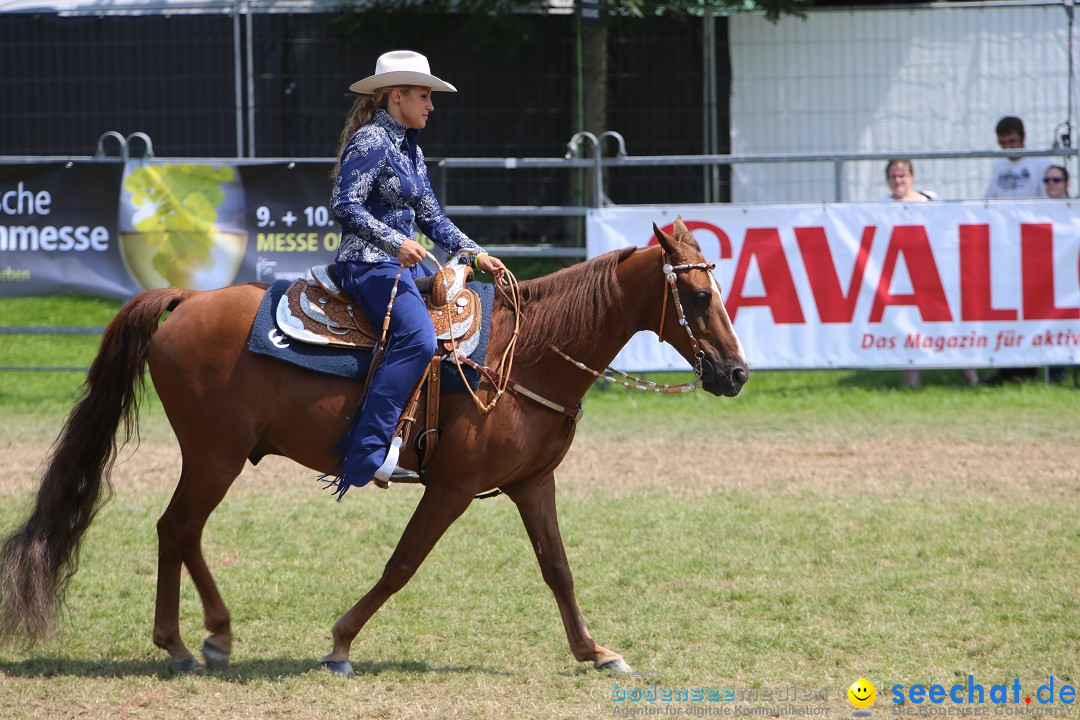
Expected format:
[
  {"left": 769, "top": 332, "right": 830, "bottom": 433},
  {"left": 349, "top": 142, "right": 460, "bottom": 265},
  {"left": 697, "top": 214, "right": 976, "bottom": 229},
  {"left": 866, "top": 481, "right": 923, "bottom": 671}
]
[{"left": 246, "top": 279, "right": 492, "bottom": 392}]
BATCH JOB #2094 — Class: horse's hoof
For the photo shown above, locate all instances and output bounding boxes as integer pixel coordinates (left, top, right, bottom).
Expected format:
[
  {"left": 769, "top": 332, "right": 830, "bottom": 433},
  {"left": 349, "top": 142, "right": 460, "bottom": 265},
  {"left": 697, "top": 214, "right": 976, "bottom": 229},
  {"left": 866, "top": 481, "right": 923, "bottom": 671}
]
[
  {"left": 596, "top": 657, "right": 633, "bottom": 674},
  {"left": 202, "top": 639, "right": 230, "bottom": 671},
  {"left": 321, "top": 660, "right": 356, "bottom": 678},
  {"left": 167, "top": 656, "right": 204, "bottom": 675}
]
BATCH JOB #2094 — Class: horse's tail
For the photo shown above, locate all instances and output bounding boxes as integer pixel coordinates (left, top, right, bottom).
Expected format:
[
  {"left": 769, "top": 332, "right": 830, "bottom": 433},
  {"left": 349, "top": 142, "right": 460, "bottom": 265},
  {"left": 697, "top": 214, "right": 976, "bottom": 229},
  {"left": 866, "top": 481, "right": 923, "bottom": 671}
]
[{"left": 0, "top": 287, "right": 188, "bottom": 646}]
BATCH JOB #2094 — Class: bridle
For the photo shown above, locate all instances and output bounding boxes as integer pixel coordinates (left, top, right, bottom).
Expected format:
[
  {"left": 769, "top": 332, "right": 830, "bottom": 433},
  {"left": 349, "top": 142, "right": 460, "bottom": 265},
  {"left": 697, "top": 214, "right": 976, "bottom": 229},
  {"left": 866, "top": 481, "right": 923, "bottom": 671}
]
[
  {"left": 551, "top": 252, "right": 717, "bottom": 394},
  {"left": 435, "top": 249, "right": 721, "bottom": 430}
]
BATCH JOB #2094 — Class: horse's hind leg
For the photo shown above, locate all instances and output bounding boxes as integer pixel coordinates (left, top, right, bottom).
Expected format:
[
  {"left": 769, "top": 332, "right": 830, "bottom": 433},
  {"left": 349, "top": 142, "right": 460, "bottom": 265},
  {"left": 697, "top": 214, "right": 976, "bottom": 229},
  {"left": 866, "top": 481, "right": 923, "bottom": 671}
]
[
  {"left": 507, "top": 474, "right": 632, "bottom": 673},
  {"left": 153, "top": 450, "right": 245, "bottom": 673}
]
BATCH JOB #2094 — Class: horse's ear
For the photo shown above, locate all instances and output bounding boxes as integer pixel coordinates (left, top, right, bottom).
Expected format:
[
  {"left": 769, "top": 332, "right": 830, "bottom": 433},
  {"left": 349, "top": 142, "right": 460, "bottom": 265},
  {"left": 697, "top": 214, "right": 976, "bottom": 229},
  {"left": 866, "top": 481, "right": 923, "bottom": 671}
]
[
  {"left": 652, "top": 222, "right": 678, "bottom": 254},
  {"left": 673, "top": 215, "right": 689, "bottom": 236}
]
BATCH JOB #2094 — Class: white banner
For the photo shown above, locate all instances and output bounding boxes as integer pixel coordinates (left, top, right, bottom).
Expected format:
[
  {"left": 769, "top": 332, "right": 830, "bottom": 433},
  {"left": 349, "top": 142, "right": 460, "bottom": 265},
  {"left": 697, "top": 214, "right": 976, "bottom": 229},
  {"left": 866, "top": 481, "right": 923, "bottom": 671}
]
[{"left": 587, "top": 202, "right": 1080, "bottom": 371}]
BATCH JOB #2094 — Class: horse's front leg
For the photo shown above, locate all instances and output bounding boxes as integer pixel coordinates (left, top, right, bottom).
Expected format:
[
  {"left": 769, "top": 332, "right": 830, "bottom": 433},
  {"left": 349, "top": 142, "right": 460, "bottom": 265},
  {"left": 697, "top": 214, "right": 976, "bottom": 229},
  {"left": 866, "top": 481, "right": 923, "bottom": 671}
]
[
  {"left": 320, "top": 482, "right": 474, "bottom": 676},
  {"left": 508, "top": 474, "right": 632, "bottom": 673}
]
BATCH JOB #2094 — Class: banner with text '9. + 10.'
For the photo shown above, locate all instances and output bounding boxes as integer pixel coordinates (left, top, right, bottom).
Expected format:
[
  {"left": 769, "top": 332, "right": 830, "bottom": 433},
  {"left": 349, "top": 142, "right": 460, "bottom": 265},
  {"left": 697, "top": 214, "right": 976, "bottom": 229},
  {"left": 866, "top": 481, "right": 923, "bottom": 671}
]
[{"left": 587, "top": 203, "right": 1080, "bottom": 371}]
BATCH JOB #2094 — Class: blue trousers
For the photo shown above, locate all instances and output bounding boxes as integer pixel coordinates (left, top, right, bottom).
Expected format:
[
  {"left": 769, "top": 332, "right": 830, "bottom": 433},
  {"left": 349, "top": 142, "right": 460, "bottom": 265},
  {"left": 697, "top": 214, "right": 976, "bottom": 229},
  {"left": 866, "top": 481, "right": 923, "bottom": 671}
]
[{"left": 336, "top": 261, "right": 437, "bottom": 491}]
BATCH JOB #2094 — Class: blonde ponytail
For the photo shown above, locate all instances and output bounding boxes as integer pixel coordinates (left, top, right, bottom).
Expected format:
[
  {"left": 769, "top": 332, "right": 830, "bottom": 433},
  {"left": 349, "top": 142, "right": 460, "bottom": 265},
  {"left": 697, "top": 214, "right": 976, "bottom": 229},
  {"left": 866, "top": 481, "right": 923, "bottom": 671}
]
[{"left": 331, "top": 87, "right": 402, "bottom": 180}]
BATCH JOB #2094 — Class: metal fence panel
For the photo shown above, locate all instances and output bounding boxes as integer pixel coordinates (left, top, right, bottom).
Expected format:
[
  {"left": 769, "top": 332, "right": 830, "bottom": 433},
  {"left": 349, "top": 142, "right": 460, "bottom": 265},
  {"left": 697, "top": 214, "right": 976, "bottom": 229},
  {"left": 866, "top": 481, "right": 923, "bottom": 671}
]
[
  {"left": 730, "top": 2, "right": 1078, "bottom": 203},
  {"left": 0, "top": 12, "right": 238, "bottom": 157}
]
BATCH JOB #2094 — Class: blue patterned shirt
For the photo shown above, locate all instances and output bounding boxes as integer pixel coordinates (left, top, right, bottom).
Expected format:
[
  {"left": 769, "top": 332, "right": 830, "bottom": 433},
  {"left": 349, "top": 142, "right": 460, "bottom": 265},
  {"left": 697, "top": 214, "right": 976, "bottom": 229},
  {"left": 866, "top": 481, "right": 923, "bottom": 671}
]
[{"left": 331, "top": 109, "right": 482, "bottom": 264}]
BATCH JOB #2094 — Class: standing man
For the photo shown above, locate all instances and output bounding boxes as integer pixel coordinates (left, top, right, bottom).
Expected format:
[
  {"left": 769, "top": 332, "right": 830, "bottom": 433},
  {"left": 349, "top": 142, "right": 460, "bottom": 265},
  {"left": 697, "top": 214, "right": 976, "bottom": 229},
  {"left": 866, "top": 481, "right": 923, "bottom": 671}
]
[
  {"left": 985, "top": 116, "right": 1051, "bottom": 199},
  {"left": 983, "top": 116, "right": 1051, "bottom": 385}
]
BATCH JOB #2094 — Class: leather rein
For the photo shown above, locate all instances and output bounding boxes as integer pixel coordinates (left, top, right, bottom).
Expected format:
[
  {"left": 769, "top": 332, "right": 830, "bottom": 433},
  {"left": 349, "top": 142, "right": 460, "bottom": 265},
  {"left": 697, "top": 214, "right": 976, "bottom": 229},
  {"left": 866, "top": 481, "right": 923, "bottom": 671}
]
[
  {"left": 433, "top": 252, "right": 717, "bottom": 423},
  {"left": 549, "top": 253, "right": 716, "bottom": 395}
]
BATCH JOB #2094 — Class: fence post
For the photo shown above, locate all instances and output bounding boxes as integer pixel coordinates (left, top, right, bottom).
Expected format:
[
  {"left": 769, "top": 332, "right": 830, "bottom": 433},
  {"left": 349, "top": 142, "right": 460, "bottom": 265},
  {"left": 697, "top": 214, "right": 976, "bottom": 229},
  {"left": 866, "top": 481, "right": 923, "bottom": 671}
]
[
  {"left": 703, "top": 6, "right": 720, "bottom": 203},
  {"left": 565, "top": 131, "right": 602, "bottom": 207},
  {"left": 434, "top": 159, "right": 448, "bottom": 205},
  {"left": 244, "top": 0, "right": 255, "bottom": 157},
  {"left": 233, "top": 0, "right": 245, "bottom": 158},
  {"left": 126, "top": 132, "right": 155, "bottom": 160},
  {"left": 95, "top": 132, "right": 128, "bottom": 162}
]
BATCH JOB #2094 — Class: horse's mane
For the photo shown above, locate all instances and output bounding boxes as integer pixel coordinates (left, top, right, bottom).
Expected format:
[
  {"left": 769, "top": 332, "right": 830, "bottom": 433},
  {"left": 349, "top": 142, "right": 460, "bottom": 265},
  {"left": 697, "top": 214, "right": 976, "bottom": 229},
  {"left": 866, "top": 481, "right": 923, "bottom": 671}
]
[{"left": 507, "top": 245, "right": 639, "bottom": 362}]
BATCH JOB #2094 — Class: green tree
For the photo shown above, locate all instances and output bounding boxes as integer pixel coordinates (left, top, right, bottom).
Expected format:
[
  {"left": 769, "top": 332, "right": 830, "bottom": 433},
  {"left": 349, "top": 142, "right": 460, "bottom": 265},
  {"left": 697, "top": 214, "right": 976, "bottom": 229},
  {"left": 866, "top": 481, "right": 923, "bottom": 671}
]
[
  {"left": 609, "top": 0, "right": 808, "bottom": 22},
  {"left": 574, "top": 1, "right": 808, "bottom": 204}
]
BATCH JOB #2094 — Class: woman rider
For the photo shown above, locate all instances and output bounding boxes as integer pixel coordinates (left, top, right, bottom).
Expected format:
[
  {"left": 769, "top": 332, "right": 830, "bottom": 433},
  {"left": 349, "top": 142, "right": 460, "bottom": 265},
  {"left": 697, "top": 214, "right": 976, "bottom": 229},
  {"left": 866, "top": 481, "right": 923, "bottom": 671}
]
[{"left": 329, "top": 50, "right": 507, "bottom": 497}]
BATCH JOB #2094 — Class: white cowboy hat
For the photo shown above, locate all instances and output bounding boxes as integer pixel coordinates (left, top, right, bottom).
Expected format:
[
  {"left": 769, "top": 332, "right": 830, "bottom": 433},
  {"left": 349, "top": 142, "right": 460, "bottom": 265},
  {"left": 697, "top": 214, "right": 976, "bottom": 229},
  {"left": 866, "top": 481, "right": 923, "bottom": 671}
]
[{"left": 349, "top": 50, "right": 457, "bottom": 95}]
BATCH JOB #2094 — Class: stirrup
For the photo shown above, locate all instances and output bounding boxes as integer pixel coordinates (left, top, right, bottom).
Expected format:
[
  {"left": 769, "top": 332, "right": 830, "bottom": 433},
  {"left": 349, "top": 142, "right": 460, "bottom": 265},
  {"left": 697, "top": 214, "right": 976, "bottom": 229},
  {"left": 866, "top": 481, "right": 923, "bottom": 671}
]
[
  {"left": 373, "top": 436, "right": 403, "bottom": 488},
  {"left": 374, "top": 466, "right": 422, "bottom": 490}
]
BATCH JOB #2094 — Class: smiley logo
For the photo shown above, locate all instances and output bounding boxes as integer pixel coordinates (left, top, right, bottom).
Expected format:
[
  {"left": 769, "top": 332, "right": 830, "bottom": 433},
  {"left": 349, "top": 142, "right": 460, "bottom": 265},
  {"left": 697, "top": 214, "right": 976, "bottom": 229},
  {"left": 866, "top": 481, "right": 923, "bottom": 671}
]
[{"left": 848, "top": 678, "right": 877, "bottom": 710}]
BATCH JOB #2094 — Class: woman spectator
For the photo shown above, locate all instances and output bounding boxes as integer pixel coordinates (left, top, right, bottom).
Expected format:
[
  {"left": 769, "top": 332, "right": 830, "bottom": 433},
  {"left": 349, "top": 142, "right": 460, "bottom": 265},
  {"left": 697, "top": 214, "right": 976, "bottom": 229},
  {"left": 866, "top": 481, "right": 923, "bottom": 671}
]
[
  {"left": 881, "top": 159, "right": 978, "bottom": 389},
  {"left": 1042, "top": 164, "right": 1069, "bottom": 199}
]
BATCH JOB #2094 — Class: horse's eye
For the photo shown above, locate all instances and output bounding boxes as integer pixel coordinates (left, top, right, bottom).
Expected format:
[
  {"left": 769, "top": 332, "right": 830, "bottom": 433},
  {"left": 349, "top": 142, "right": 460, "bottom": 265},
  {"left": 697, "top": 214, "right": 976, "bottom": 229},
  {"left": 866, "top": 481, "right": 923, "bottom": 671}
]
[{"left": 695, "top": 289, "right": 711, "bottom": 306}]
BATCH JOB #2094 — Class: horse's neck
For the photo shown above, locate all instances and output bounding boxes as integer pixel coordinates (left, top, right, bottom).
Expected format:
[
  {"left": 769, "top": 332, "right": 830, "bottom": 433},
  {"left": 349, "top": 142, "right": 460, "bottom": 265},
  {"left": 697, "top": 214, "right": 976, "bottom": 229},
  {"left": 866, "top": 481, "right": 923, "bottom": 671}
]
[
  {"left": 510, "top": 247, "right": 663, "bottom": 405},
  {"left": 608, "top": 246, "right": 665, "bottom": 354}
]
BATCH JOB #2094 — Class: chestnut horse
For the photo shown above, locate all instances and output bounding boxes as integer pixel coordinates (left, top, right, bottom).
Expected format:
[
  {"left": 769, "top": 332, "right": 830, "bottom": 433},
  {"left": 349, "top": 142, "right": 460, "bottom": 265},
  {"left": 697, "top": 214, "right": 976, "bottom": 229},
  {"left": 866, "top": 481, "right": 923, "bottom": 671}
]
[{"left": 0, "top": 218, "right": 748, "bottom": 676}]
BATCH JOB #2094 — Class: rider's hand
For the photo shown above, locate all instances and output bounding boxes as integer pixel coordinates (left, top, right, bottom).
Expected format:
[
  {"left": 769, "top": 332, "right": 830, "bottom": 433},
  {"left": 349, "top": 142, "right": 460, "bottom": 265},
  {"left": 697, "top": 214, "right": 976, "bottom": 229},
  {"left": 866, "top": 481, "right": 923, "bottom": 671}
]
[
  {"left": 396, "top": 239, "right": 428, "bottom": 267},
  {"left": 476, "top": 254, "right": 508, "bottom": 284}
]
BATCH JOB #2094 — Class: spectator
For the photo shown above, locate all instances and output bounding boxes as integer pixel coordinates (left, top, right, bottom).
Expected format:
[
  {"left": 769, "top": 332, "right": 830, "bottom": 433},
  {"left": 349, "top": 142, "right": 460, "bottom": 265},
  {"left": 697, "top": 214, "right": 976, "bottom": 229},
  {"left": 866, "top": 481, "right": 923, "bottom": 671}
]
[
  {"left": 1043, "top": 164, "right": 1069, "bottom": 199},
  {"left": 882, "top": 158, "right": 937, "bottom": 202},
  {"left": 881, "top": 159, "right": 978, "bottom": 389},
  {"left": 1041, "top": 165, "right": 1070, "bottom": 383},
  {"left": 985, "top": 116, "right": 1052, "bottom": 199},
  {"left": 982, "top": 127, "right": 1059, "bottom": 386}
]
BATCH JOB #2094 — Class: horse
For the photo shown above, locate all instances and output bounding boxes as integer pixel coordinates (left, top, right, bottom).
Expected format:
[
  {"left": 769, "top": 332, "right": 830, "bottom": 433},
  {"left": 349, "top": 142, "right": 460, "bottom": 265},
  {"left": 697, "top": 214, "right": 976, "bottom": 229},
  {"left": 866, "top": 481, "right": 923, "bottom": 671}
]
[{"left": 0, "top": 217, "right": 749, "bottom": 676}]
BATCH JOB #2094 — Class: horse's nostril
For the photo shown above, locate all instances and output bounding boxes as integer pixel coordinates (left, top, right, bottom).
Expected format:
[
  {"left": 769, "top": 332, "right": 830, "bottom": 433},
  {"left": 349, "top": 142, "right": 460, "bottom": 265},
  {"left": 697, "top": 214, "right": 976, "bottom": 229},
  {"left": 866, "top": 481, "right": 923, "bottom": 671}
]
[{"left": 731, "top": 367, "right": 748, "bottom": 386}]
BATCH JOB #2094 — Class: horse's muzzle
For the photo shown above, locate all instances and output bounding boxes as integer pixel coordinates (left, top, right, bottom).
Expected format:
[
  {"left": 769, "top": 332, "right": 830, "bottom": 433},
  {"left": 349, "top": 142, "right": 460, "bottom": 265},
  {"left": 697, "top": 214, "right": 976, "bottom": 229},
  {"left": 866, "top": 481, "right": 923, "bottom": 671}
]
[{"left": 700, "top": 356, "right": 749, "bottom": 397}]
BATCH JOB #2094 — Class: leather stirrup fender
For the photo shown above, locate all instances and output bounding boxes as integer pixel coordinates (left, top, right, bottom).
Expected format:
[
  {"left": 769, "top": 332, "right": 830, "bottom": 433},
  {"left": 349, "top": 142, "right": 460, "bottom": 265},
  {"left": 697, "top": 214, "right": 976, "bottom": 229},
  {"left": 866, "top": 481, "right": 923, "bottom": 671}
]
[{"left": 423, "top": 354, "right": 442, "bottom": 467}]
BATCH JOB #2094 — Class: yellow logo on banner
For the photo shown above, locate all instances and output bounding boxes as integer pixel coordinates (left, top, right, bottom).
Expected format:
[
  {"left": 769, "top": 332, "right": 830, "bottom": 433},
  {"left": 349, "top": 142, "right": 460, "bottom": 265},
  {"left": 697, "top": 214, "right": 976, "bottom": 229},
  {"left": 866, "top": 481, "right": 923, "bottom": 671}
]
[{"left": 120, "top": 163, "right": 247, "bottom": 290}]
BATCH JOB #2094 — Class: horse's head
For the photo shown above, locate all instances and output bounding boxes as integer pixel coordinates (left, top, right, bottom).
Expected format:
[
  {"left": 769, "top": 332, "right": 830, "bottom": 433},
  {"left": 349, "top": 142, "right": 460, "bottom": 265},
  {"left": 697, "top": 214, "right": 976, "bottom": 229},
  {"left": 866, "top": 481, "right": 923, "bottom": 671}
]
[{"left": 652, "top": 217, "right": 749, "bottom": 397}]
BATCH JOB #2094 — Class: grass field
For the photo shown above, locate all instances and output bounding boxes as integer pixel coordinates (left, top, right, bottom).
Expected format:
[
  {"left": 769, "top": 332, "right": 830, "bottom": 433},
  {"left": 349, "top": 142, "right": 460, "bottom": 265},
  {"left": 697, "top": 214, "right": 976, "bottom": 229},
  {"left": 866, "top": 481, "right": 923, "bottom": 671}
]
[{"left": 1, "top": 297, "right": 1078, "bottom": 720}]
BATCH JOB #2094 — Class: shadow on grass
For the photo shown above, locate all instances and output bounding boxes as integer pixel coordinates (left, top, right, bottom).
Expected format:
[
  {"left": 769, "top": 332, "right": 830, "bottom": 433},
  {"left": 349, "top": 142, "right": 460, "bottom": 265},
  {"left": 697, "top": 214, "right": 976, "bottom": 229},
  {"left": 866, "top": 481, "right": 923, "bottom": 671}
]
[
  {"left": 0, "top": 657, "right": 512, "bottom": 681},
  {"left": 833, "top": 368, "right": 1080, "bottom": 390},
  {"left": 810, "top": 368, "right": 982, "bottom": 390}
]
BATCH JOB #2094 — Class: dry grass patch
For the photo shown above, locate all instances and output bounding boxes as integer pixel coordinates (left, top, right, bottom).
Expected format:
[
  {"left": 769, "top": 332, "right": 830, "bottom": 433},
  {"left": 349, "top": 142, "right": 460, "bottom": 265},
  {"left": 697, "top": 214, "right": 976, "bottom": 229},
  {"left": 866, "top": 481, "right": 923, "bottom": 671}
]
[
  {"left": 557, "top": 435, "right": 1080, "bottom": 500},
  {"left": 5, "top": 428, "right": 1077, "bottom": 503}
]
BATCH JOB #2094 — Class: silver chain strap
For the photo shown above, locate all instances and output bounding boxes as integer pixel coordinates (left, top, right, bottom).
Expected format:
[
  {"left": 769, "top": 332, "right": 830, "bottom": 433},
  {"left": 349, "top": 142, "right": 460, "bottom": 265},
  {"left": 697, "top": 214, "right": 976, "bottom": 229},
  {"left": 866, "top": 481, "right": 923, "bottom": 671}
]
[{"left": 552, "top": 256, "right": 716, "bottom": 394}]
